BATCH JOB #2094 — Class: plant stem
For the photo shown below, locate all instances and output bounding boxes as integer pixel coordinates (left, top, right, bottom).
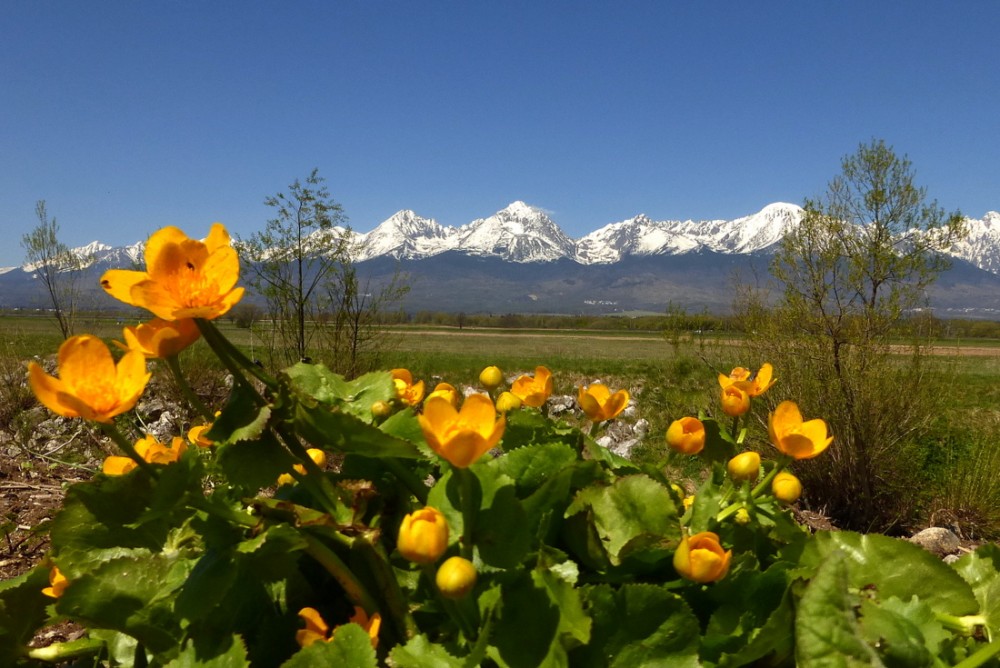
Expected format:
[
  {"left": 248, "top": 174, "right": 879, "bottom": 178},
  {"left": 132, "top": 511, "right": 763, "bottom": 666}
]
[
  {"left": 98, "top": 422, "right": 158, "bottom": 477},
  {"left": 302, "top": 532, "right": 378, "bottom": 615},
  {"left": 195, "top": 318, "right": 277, "bottom": 390},
  {"left": 354, "top": 532, "right": 418, "bottom": 642},
  {"left": 751, "top": 455, "right": 792, "bottom": 498},
  {"left": 162, "top": 355, "right": 213, "bottom": 420},
  {"left": 953, "top": 637, "right": 1000, "bottom": 668},
  {"left": 457, "top": 467, "right": 477, "bottom": 560},
  {"left": 382, "top": 457, "right": 429, "bottom": 505}
]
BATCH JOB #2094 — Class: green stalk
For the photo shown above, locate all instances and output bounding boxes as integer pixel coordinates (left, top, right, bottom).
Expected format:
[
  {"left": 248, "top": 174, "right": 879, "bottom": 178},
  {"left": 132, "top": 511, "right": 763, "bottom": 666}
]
[
  {"left": 195, "top": 318, "right": 277, "bottom": 390},
  {"left": 751, "top": 455, "right": 792, "bottom": 498},
  {"left": 302, "top": 532, "right": 378, "bottom": 615},
  {"left": 187, "top": 496, "right": 258, "bottom": 529},
  {"left": 424, "top": 563, "right": 478, "bottom": 641},
  {"left": 382, "top": 457, "right": 429, "bottom": 505},
  {"left": 457, "top": 467, "right": 477, "bottom": 560},
  {"left": 953, "top": 637, "right": 1000, "bottom": 668},
  {"left": 27, "top": 637, "right": 106, "bottom": 662},
  {"left": 162, "top": 355, "right": 213, "bottom": 420},
  {"left": 354, "top": 532, "right": 418, "bottom": 641},
  {"left": 98, "top": 422, "right": 158, "bottom": 477},
  {"left": 195, "top": 319, "right": 267, "bottom": 408}
]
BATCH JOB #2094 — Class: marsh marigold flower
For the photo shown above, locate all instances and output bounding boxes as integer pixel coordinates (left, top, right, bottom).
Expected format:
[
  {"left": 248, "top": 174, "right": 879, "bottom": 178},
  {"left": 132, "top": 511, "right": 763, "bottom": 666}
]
[
  {"left": 578, "top": 383, "right": 630, "bottom": 422},
  {"left": 41, "top": 566, "right": 68, "bottom": 598},
  {"left": 397, "top": 506, "right": 449, "bottom": 564},
  {"left": 673, "top": 531, "right": 732, "bottom": 584},
  {"left": 119, "top": 317, "right": 201, "bottom": 359},
  {"left": 718, "top": 363, "right": 776, "bottom": 398},
  {"left": 772, "top": 471, "right": 803, "bottom": 503},
  {"left": 768, "top": 401, "right": 833, "bottom": 460},
  {"left": 495, "top": 391, "right": 522, "bottom": 413},
  {"left": 418, "top": 394, "right": 505, "bottom": 468},
  {"left": 479, "top": 365, "right": 503, "bottom": 390},
  {"left": 277, "top": 448, "right": 327, "bottom": 486},
  {"left": 103, "top": 434, "right": 188, "bottom": 475},
  {"left": 427, "top": 382, "right": 460, "bottom": 408},
  {"left": 666, "top": 417, "right": 705, "bottom": 455},
  {"left": 28, "top": 335, "right": 150, "bottom": 424},
  {"left": 720, "top": 385, "right": 750, "bottom": 417},
  {"left": 511, "top": 366, "right": 553, "bottom": 408},
  {"left": 188, "top": 424, "right": 213, "bottom": 448},
  {"left": 391, "top": 368, "right": 425, "bottom": 407},
  {"left": 436, "top": 556, "right": 477, "bottom": 599},
  {"left": 100, "top": 223, "right": 244, "bottom": 320},
  {"left": 296, "top": 606, "right": 381, "bottom": 650},
  {"left": 727, "top": 451, "right": 761, "bottom": 482}
]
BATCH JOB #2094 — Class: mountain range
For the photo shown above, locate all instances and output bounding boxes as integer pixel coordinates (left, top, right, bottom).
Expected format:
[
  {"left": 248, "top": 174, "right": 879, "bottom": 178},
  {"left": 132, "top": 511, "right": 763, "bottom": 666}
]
[{"left": 4, "top": 201, "right": 1000, "bottom": 317}]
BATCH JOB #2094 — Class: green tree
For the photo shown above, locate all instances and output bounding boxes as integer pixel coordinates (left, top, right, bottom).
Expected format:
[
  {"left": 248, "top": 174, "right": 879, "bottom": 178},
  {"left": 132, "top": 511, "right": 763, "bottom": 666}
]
[
  {"left": 21, "top": 201, "right": 90, "bottom": 339},
  {"left": 740, "top": 139, "right": 965, "bottom": 531},
  {"left": 239, "top": 169, "right": 352, "bottom": 366},
  {"left": 322, "top": 260, "right": 410, "bottom": 378}
]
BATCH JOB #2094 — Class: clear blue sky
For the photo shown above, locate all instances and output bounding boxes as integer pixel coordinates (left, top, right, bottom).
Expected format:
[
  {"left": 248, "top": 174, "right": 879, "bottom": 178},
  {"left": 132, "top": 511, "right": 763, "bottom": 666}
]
[{"left": 2, "top": 1, "right": 998, "bottom": 267}]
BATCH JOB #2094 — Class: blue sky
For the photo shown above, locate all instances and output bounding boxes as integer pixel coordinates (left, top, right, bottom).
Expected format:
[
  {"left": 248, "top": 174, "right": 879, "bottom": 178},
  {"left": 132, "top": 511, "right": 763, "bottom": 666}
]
[{"left": 2, "top": 2, "right": 998, "bottom": 267}]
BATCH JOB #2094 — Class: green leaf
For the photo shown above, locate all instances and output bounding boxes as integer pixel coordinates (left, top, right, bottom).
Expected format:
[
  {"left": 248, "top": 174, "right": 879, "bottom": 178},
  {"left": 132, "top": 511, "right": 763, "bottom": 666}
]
[
  {"left": 207, "top": 383, "right": 272, "bottom": 445},
  {"left": 281, "top": 624, "right": 377, "bottom": 667},
  {"left": 564, "top": 474, "right": 680, "bottom": 571},
  {"left": 502, "top": 409, "right": 580, "bottom": 451},
  {"left": 954, "top": 543, "right": 1000, "bottom": 636},
  {"left": 283, "top": 364, "right": 395, "bottom": 422},
  {"left": 490, "top": 442, "right": 579, "bottom": 496},
  {"left": 294, "top": 401, "right": 423, "bottom": 458},
  {"left": 572, "top": 583, "right": 700, "bottom": 667},
  {"left": 0, "top": 564, "right": 51, "bottom": 664},
  {"left": 857, "top": 598, "right": 934, "bottom": 668},
  {"left": 794, "top": 551, "right": 885, "bottom": 667},
  {"left": 474, "top": 466, "right": 531, "bottom": 569},
  {"left": 216, "top": 430, "right": 297, "bottom": 492},
  {"left": 58, "top": 552, "right": 194, "bottom": 654},
  {"left": 787, "top": 532, "right": 979, "bottom": 617},
  {"left": 389, "top": 634, "right": 466, "bottom": 668},
  {"left": 700, "top": 417, "right": 738, "bottom": 464},
  {"left": 487, "top": 572, "right": 565, "bottom": 668},
  {"left": 164, "top": 633, "right": 250, "bottom": 668}
]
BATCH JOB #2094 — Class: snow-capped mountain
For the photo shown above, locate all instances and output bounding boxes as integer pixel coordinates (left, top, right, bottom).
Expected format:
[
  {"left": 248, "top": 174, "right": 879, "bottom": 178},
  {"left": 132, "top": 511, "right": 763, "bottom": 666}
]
[
  {"left": 949, "top": 212, "right": 1000, "bottom": 275},
  {"left": 454, "top": 201, "right": 576, "bottom": 262},
  {"left": 355, "top": 210, "right": 455, "bottom": 261}
]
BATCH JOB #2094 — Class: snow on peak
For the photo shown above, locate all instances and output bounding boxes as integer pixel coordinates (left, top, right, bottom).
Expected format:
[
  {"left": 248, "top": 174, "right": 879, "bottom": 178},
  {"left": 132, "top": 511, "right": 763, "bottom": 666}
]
[
  {"left": 357, "top": 210, "right": 454, "bottom": 260},
  {"left": 459, "top": 202, "right": 575, "bottom": 262}
]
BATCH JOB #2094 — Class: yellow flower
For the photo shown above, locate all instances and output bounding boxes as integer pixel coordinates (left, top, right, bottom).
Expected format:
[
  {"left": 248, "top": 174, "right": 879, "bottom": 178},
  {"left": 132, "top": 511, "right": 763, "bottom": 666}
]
[
  {"left": 397, "top": 507, "right": 449, "bottom": 564},
  {"left": 479, "top": 365, "right": 504, "bottom": 390},
  {"left": 768, "top": 401, "right": 833, "bottom": 460},
  {"left": 119, "top": 317, "right": 201, "bottom": 358},
  {"left": 277, "top": 448, "right": 327, "bottom": 486},
  {"left": 510, "top": 366, "right": 553, "bottom": 408},
  {"left": 295, "top": 607, "right": 330, "bottom": 648},
  {"left": 773, "top": 471, "right": 803, "bottom": 503},
  {"left": 720, "top": 384, "right": 750, "bottom": 417},
  {"left": 734, "top": 508, "right": 751, "bottom": 525},
  {"left": 419, "top": 395, "right": 505, "bottom": 468},
  {"left": 727, "top": 451, "right": 761, "bottom": 482},
  {"left": 683, "top": 495, "right": 695, "bottom": 510},
  {"left": 295, "top": 606, "right": 380, "bottom": 650},
  {"left": 103, "top": 434, "right": 188, "bottom": 475},
  {"left": 41, "top": 566, "right": 68, "bottom": 598},
  {"left": 427, "top": 382, "right": 460, "bottom": 408},
  {"left": 495, "top": 391, "right": 522, "bottom": 413},
  {"left": 370, "top": 400, "right": 393, "bottom": 420},
  {"left": 718, "top": 363, "right": 776, "bottom": 398},
  {"left": 391, "top": 368, "right": 425, "bottom": 407},
  {"left": 100, "top": 223, "right": 244, "bottom": 320},
  {"left": 28, "top": 334, "right": 150, "bottom": 424},
  {"left": 577, "top": 383, "right": 630, "bottom": 422},
  {"left": 187, "top": 424, "right": 214, "bottom": 448},
  {"left": 665, "top": 417, "right": 706, "bottom": 455},
  {"left": 436, "top": 556, "right": 477, "bottom": 599},
  {"left": 673, "top": 531, "right": 732, "bottom": 584}
]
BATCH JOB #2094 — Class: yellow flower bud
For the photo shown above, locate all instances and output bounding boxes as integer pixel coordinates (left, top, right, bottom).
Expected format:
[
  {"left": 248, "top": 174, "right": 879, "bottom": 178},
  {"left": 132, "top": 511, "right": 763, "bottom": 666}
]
[
  {"left": 479, "top": 365, "right": 504, "bottom": 390},
  {"left": 727, "top": 451, "right": 761, "bottom": 482},
  {"left": 371, "top": 400, "right": 393, "bottom": 420},
  {"left": 772, "top": 471, "right": 803, "bottom": 503},
  {"left": 666, "top": 417, "right": 706, "bottom": 455},
  {"left": 720, "top": 385, "right": 750, "bottom": 417},
  {"left": 734, "top": 508, "right": 751, "bottom": 525},
  {"left": 683, "top": 495, "right": 695, "bottom": 510},
  {"left": 397, "top": 507, "right": 450, "bottom": 564},
  {"left": 495, "top": 391, "right": 522, "bottom": 413},
  {"left": 673, "top": 531, "right": 732, "bottom": 584},
  {"left": 436, "top": 556, "right": 477, "bottom": 599}
]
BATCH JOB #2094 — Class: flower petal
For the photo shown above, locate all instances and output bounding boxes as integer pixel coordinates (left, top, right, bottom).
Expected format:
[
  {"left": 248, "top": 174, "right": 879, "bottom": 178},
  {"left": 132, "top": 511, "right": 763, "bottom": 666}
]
[
  {"left": 100, "top": 269, "right": 148, "bottom": 307},
  {"left": 28, "top": 362, "right": 78, "bottom": 418}
]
